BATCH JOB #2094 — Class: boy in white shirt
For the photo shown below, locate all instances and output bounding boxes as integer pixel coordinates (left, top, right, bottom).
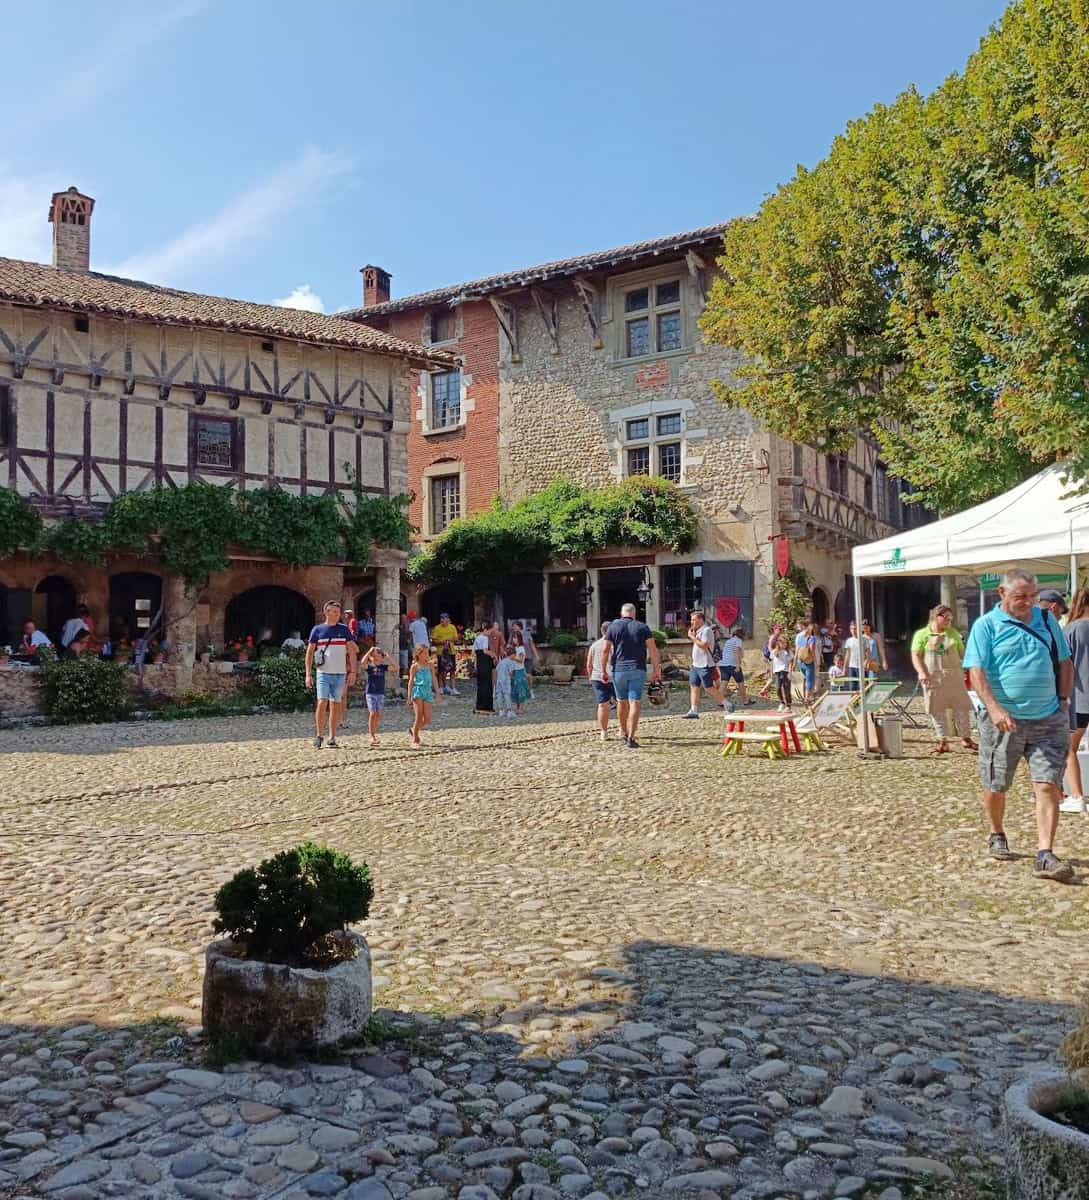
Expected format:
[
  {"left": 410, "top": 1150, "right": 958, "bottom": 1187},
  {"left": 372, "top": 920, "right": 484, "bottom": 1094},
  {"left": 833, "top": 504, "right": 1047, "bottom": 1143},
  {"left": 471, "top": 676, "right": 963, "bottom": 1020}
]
[{"left": 683, "top": 610, "right": 728, "bottom": 718}]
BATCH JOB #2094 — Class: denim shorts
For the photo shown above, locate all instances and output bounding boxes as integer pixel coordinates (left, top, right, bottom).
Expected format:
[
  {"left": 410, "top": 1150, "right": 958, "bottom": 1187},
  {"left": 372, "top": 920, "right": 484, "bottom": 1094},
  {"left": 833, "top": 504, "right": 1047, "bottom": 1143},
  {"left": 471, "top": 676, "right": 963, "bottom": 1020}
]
[
  {"left": 612, "top": 668, "right": 646, "bottom": 702},
  {"left": 689, "top": 665, "right": 717, "bottom": 689},
  {"left": 591, "top": 679, "right": 615, "bottom": 705},
  {"left": 316, "top": 672, "right": 346, "bottom": 702},
  {"left": 365, "top": 693, "right": 384, "bottom": 712},
  {"left": 720, "top": 665, "right": 745, "bottom": 684},
  {"left": 977, "top": 707, "right": 1068, "bottom": 792}
]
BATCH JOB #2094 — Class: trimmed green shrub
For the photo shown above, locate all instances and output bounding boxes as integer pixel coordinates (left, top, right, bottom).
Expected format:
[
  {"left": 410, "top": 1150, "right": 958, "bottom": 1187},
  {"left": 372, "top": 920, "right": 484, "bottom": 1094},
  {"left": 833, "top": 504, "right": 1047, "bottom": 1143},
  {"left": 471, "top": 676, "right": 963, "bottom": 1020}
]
[
  {"left": 547, "top": 632, "right": 579, "bottom": 653},
  {"left": 42, "top": 656, "right": 131, "bottom": 724},
  {"left": 250, "top": 655, "right": 310, "bottom": 711},
  {"left": 213, "top": 843, "right": 373, "bottom": 966},
  {"left": 651, "top": 628, "right": 668, "bottom": 649}
]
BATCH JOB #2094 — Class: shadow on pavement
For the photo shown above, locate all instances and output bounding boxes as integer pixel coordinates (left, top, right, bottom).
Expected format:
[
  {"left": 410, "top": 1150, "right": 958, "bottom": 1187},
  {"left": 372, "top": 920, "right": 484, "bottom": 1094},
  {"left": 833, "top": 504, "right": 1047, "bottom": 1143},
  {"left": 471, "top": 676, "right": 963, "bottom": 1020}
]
[{"left": 0, "top": 938, "right": 1067, "bottom": 1198}]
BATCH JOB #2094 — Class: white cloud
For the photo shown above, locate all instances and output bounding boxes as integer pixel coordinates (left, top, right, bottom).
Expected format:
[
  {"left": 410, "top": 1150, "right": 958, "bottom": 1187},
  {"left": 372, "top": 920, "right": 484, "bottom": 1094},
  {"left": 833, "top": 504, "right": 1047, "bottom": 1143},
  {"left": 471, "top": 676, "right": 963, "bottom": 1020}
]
[
  {"left": 274, "top": 284, "right": 325, "bottom": 313},
  {"left": 0, "top": 170, "right": 59, "bottom": 263},
  {"left": 110, "top": 147, "right": 352, "bottom": 286}
]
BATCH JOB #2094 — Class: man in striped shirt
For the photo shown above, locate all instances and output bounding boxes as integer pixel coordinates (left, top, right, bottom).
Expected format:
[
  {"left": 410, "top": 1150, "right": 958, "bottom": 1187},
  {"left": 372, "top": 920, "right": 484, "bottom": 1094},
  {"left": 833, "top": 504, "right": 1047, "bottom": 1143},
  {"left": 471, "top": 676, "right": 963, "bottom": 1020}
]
[{"left": 305, "top": 601, "right": 357, "bottom": 749}]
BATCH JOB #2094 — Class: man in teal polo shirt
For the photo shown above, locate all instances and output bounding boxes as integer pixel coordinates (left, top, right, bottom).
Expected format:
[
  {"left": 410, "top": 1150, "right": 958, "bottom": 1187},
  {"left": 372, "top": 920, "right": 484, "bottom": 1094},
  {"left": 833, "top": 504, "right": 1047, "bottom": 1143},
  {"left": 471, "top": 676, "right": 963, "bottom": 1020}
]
[{"left": 963, "top": 567, "right": 1075, "bottom": 881}]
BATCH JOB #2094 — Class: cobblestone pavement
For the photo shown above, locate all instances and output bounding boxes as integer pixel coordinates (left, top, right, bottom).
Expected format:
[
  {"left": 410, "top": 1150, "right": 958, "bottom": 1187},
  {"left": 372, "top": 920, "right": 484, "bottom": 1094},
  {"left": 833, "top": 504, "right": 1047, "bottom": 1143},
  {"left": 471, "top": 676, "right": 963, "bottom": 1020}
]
[{"left": 2, "top": 686, "right": 1089, "bottom": 1198}]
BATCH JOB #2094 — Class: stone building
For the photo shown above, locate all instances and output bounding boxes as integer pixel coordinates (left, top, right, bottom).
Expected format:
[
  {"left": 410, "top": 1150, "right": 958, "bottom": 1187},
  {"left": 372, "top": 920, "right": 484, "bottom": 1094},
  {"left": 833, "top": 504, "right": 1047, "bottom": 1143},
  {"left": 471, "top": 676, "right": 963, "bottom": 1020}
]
[
  {"left": 345, "top": 226, "right": 932, "bottom": 642},
  {"left": 0, "top": 187, "right": 453, "bottom": 685}
]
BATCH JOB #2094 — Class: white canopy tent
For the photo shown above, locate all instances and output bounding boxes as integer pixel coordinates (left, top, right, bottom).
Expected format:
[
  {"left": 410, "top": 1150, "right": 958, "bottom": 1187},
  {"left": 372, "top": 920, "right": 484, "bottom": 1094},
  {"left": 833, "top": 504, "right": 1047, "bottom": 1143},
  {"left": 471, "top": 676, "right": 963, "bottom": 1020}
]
[{"left": 848, "top": 463, "right": 1089, "bottom": 751}]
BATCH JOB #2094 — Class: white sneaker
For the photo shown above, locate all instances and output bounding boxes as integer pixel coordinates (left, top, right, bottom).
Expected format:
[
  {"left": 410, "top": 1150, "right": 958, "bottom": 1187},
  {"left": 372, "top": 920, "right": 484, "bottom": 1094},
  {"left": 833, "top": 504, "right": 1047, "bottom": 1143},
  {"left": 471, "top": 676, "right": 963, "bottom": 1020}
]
[
  {"left": 449, "top": 687, "right": 461, "bottom": 696},
  {"left": 1060, "top": 796, "right": 1087, "bottom": 814}
]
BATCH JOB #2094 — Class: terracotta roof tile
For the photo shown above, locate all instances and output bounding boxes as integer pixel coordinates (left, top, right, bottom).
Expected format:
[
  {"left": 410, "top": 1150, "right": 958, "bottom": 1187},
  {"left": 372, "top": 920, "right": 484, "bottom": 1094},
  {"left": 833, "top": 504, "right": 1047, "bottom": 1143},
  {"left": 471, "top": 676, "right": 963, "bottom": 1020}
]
[
  {"left": 338, "top": 221, "right": 732, "bottom": 318},
  {"left": 0, "top": 257, "right": 455, "bottom": 365}
]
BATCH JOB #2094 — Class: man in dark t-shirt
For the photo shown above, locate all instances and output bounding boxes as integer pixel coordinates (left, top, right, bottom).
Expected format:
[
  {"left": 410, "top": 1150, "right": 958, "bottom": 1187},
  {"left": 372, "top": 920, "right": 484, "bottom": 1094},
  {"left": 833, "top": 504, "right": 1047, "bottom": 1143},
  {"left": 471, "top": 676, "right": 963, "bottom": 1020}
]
[{"left": 603, "top": 602, "right": 662, "bottom": 749}]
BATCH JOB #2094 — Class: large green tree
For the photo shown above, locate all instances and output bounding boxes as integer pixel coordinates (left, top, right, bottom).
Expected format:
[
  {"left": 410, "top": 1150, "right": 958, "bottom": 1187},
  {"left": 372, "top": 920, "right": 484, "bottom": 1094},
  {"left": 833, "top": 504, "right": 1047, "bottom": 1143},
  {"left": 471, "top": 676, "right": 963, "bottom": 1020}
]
[{"left": 702, "top": 0, "right": 1089, "bottom": 511}]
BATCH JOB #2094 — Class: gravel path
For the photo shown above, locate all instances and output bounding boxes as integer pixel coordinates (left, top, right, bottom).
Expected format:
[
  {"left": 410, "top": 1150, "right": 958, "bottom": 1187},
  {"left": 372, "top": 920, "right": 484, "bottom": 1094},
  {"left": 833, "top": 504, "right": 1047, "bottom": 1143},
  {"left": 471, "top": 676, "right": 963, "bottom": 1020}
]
[{"left": 1, "top": 687, "right": 1086, "bottom": 1197}]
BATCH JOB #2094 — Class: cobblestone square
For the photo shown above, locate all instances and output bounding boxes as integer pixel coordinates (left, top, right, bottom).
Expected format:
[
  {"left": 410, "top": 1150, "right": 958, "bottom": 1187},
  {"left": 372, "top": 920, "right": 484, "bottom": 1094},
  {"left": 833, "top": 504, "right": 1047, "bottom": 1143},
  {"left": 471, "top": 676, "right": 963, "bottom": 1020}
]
[{"left": 2, "top": 689, "right": 1089, "bottom": 1198}]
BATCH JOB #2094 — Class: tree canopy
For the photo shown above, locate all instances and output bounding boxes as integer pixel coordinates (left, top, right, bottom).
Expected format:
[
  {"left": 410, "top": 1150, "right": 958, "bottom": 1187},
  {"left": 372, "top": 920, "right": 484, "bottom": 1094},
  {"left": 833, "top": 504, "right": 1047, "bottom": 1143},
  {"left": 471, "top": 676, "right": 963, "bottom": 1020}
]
[
  {"left": 407, "top": 476, "right": 698, "bottom": 592},
  {"left": 702, "top": 0, "right": 1089, "bottom": 511}
]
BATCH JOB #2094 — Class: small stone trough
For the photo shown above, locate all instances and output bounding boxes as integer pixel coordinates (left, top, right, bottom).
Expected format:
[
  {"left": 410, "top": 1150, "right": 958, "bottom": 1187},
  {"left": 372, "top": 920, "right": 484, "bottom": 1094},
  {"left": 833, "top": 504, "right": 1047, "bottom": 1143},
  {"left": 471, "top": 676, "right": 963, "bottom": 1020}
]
[
  {"left": 202, "top": 932, "right": 372, "bottom": 1056},
  {"left": 1005, "top": 1072, "right": 1089, "bottom": 1198}
]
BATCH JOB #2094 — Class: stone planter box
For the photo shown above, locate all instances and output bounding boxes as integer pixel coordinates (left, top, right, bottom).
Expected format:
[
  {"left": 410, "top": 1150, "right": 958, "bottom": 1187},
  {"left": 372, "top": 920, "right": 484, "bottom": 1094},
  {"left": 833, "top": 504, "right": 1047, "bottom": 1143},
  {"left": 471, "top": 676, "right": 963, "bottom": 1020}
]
[
  {"left": 551, "top": 664, "right": 575, "bottom": 684},
  {"left": 216, "top": 661, "right": 236, "bottom": 674},
  {"left": 202, "top": 932, "right": 372, "bottom": 1055},
  {"left": 1005, "top": 1071, "right": 1089, "bottom": 1198}
]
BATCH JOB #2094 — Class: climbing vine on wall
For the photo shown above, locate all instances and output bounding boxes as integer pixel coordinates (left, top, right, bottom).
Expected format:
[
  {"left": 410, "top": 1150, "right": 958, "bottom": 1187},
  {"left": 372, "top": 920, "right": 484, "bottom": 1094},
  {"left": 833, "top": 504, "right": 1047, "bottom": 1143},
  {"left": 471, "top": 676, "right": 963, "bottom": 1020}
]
[
  {"left": 408, "top": 476, "right": 698, "bottom": 592},
  {"left": 0, "top": 484, "right": 412, "bottom": 589}
]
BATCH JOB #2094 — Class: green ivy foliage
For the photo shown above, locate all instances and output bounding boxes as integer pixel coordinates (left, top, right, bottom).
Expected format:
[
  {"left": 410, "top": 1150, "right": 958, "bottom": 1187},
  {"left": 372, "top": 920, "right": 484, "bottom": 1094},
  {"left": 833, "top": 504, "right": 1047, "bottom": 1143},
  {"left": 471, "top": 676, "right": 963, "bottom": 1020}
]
[
  {"left": 0, "top": 489, "right": 41, "bottom": 557},
  {"left": 0, "top": 484, "right": 411, "bottom": 589},
  {"left": 42, "top": 656, "right": 131, "bottom": 724},
  {"left": 236, "top": 488, "right": 344, "bottom": 569},
  {"left": 213, "top": 842, "right": 374, "bottom": 966},
  {"left": 409, "top": 476, "right": 697, "bottom": 592},
  {"left": 768, "top": 566, "right": 814, "bottom": 633}
]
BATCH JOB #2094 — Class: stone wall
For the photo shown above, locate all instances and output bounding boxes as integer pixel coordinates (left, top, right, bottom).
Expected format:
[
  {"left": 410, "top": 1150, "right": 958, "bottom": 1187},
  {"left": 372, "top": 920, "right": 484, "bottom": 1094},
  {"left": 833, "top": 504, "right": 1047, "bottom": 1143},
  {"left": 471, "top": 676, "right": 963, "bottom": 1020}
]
[
  {"left": 495, "top": 262, "right": 777, "bottom": 624},
  {"left": 0, "top": 667, "right": 46, "bottom": 717}
]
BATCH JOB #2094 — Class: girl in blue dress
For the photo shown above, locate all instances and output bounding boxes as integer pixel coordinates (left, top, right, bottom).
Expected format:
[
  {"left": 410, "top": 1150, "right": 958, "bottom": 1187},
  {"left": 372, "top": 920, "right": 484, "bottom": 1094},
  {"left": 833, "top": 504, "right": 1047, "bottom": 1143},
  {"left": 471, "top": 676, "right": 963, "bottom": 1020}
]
[{"left": 406, "top": 644, "right": 436, "bottom": 747}]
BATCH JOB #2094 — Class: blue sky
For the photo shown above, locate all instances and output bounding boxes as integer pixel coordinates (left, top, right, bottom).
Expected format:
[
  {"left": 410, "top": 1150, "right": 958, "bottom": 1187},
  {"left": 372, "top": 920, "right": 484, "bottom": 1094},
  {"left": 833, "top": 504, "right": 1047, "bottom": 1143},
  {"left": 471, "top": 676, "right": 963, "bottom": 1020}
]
[{"left": 1, "top": 0, "right": 1008, "bottom": 315}]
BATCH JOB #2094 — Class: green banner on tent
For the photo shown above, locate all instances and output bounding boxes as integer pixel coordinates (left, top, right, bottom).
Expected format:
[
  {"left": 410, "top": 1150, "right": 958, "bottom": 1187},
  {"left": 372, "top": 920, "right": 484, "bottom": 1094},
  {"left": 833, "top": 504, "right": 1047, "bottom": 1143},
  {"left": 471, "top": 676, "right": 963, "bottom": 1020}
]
[{"left": 978, "top": 572, "right": 1068, "bottom": 589}]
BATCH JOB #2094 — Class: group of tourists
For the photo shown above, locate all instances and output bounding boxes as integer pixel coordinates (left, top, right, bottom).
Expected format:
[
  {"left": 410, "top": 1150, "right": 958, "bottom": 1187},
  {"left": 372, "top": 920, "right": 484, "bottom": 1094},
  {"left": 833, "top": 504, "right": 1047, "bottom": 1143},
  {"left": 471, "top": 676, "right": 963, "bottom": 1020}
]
[
  {"left": 472, "top": 620, "right": 536, "bottom": 717},
  {"left": 754, "top": 618, "right": 888, "bottom": 711},
  {"left": 17, "top": 605, "right": 99, "bottom": 661}
]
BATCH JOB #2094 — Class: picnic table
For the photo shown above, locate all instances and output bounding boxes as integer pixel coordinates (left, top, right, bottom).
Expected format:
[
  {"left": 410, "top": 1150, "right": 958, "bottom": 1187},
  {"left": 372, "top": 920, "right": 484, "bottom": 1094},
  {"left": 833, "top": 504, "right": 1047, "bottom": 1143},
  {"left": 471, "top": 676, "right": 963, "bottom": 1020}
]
[{"left": 721, "top": 710, "right": 803, "bottom": 759}]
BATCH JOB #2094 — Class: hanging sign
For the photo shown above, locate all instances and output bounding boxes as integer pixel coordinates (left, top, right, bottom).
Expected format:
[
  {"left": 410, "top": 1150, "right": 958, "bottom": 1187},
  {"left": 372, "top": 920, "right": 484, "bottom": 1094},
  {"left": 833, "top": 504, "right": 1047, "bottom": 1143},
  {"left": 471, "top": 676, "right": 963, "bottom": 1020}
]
[
  {"left": 715, "top": 596, "right": 741, "bottom": 629},
  {"left": 775, "top": 537, "right": 791, "bottom": 578}
]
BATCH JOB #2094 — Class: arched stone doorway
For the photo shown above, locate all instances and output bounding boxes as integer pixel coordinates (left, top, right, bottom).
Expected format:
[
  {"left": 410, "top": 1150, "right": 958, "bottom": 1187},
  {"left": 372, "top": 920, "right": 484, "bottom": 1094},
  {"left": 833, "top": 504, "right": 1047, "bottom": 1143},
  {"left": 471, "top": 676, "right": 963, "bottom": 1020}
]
[
  {"left": 224, "top": 586, "right": 314, "bottom": 647},
  {"left": 420, "top": 583, "right": 473, "bottom": 628},
  {"left": 34, "top": 575, "right": 78, "bottom": 646},
  {"left": 810, "top": 586, "right": 830, "bottom": 625},
  {"left": 109, "top": 572, "right": 163, "bottom": 642}
]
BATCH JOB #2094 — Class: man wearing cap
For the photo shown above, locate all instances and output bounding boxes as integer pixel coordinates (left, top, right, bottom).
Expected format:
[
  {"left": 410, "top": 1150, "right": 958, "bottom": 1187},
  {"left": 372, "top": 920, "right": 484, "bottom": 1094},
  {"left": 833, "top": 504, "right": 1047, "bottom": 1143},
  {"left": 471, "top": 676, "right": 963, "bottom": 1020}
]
[{"left": 1039, "top": 588, "right": 1069, "bottom": 626}]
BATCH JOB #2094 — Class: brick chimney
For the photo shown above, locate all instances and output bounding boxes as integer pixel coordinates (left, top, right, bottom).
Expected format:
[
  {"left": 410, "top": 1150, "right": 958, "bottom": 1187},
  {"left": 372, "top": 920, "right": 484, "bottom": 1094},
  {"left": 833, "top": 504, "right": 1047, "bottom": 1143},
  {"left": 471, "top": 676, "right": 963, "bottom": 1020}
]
[
  {"left": 49, "top": 187, "right": 95, "bottom": 271},
  {"left": 361, "top": 264, "right": 391, "bottom": 307}
]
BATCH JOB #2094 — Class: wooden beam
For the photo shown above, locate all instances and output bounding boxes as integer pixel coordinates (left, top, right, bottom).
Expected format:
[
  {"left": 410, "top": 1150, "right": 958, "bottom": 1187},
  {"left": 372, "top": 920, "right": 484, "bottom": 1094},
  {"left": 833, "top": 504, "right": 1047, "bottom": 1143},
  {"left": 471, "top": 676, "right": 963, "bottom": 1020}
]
[
  {"left": 529, "top": 288, "right": 560, "bottom": 355},
  {"left": 572, "top": 276, "right": 603, "bottom": 350},
  {"left": 685, "top": 250, "right": 708, "bottom": 303},
  {"left": 488, "top": 297, "right": 521, "bottom": 363}
]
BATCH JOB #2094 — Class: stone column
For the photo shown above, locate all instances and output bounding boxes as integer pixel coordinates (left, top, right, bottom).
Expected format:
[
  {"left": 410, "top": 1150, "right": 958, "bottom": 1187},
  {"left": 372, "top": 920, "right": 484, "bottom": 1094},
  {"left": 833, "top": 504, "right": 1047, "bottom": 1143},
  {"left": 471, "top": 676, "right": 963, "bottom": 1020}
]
[
  {"left": 372, "top": 549, "right": 405, "bottom": 675},
  {"left": 164, "top": 573, "right": 196, "bottom": 693}
]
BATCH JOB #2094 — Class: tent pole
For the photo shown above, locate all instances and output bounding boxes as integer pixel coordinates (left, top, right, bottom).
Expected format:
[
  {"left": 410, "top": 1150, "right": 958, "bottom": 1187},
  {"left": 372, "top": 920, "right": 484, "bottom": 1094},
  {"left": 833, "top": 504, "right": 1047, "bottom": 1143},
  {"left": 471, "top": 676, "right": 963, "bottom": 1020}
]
[
  {"left": 1071, "top": 553, "right": 1079, "bottom": 597},
  {"left": 853, "top": 572, "right": 869, "bottom": 753},
  {"left": 978, "top": 583, "right": 985, "bottom": 619}
]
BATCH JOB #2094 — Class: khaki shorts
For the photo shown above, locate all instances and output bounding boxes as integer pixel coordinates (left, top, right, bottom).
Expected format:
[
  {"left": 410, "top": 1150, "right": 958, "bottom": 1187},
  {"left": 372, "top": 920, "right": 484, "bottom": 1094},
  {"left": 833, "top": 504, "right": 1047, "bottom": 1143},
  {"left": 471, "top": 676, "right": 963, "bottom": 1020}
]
[{"left": 977, "top": 707, "right": 1067, "bottom": 793}]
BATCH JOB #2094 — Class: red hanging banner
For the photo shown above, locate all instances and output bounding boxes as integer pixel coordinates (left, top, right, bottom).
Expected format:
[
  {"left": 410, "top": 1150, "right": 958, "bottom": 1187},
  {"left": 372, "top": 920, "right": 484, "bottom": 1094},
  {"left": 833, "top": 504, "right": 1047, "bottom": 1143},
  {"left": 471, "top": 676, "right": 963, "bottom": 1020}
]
[{"left": 775, "top": 536, "right": 791, "bottom": 577}]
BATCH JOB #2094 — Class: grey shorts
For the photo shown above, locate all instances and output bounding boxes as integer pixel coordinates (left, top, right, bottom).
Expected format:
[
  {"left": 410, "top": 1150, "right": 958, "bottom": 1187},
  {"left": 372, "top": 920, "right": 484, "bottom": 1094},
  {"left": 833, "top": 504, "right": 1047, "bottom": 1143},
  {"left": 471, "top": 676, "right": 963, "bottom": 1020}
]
[{"left": 977, "top": 707, "right": 1068, "bottom": 792}]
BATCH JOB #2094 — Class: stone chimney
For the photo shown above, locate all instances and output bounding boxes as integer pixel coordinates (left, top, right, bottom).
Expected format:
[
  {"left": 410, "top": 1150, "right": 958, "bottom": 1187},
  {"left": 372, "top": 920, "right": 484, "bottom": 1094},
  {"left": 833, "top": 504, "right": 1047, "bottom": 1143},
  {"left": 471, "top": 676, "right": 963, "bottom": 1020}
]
[
  {"left": 49, "top": 187, "right": 95, "bottom": 271},
  {"left": 361, "top": 265, "right": 391, "bottom": 307}
]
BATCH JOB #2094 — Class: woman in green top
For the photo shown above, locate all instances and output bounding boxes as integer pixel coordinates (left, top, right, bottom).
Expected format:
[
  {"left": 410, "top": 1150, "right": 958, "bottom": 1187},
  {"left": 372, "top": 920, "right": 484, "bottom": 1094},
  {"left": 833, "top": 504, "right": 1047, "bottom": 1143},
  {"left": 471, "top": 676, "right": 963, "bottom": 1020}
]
[{"left": 910, "top": 603, "right": 976, "bottom": 754}]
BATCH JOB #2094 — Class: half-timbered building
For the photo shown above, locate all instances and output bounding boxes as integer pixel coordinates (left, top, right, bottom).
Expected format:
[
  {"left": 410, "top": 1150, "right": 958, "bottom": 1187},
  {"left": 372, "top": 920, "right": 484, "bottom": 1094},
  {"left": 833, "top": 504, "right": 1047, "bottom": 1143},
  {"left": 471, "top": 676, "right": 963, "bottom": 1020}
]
[{"left": 0, "top": 187, "right": 452, "bottom": 686}]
